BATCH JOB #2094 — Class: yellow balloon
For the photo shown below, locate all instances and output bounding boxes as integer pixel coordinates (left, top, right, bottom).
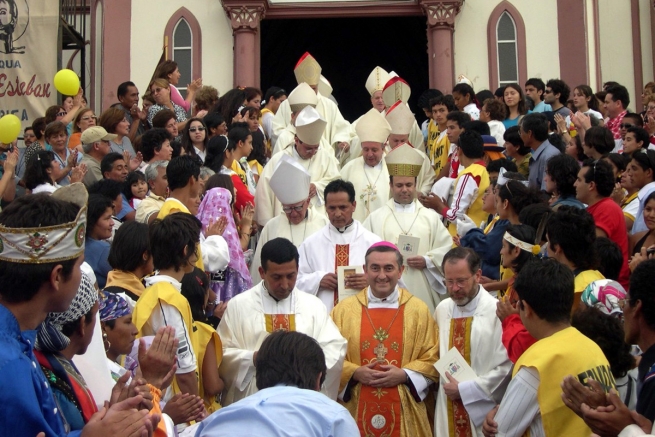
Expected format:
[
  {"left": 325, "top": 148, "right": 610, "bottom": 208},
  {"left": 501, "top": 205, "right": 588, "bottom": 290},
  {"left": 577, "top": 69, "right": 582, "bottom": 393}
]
[
  {"left": 54, "top": 69, "right": 80, "bottom": 96},
  {"left": 0, "top": 114, "right": 21, "bottom": 144}
]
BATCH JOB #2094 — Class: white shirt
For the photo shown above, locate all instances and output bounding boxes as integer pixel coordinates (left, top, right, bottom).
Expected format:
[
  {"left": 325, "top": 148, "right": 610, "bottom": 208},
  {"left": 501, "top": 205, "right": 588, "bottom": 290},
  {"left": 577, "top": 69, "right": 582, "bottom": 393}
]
[{"left": 495, "top": 367, "right": 545, "bottom": 437}]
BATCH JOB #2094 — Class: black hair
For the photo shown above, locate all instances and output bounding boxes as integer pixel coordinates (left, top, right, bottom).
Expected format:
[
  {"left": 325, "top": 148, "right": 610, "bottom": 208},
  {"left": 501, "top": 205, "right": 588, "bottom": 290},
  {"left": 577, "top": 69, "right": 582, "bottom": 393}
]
[
  {"left": 60, "top": 307, "right": 96, "bottom": 339},
  {"left": 264, "top": 86, "right": 287, "bottom": 103},
  {"left": 324, "top": 179, "right": 356, "bottom": 203},
  {"left": 629, "top": 260, "right": 655, "bottom": 330},
  {"left": 581, "top": 158, "right": 615, "bottom": 197},
  {"left": 482, "top": 98, "right": 507, "bottom": 121},
  {"left": 518, "top": 203, "right": 552, "bottom": 244},
  {"left": 623, "top": 113, "right": 644, "bottom": 128},
  {"left": 446, "top": 111, "right": 472, "bottom": 128},
  {"left": 204, "top": 135, "right": 234, "bottom": 173},
  {"left": 204, "top": 174, "right": 235, "bottom": 206},
  {"left": 141, "top": 128, "right": 173, "bottom": 162},
  {"left": 203, "top": 112, "right": 225, "bottom": 131},
  {"left": 603, "top": 153, "right": 628, "bottom": 174},
  {"left": 593, "top": 237, "right": 623, "bottom": 281},
  {"left": 442, "top": 247, "right": 481, "bottom": 274},
  {"left": 122, "top": 171, "right": 146, "bottom": 200},
  {"left": 88, "top": 179, "right": 123, "bottom": 204},
  {"left": 166, "top": 155, "right": 200, "bottom": 191},
  {"left": 213, "top": 88, "right": 246, "bottom": 128},
  {"left": 117, "top": 81, "right": 136, "bottom": 98},
  {"left": 502, "top": 126, "right": 529, "bottom": 155},
  {"left": 545, "top": 154, "right": 580, "bottom": 198},
  {"left": 525, "top": 78, "right": 546, "bottom": 100},
  {"left": 584, "top": 126, "right": 615, "bottom": 156},
  {"left": 570, "top": 135, "right": 589, "bottom": 162},
  {"left": 496, "top": 175, "right": 547, "bottom": 215},
  {"left": 546, "top": 206, "right": 598, "bottom": 270},
  {"left": 0, "top": 194, "right": 80, "bottom": 302},
  {"left": 151, "top": 109, "right": 177, "bottom": 129},
  {"left": 227, "top": 122, "right": 251, "bottom": 150},
  {"left": 476, "top": 90, "right": 495, "bottom": 105},
  {"left": 605, "top": 84, "right": 630, "bottom": 109},
  {"left": 255, "top": 330, "right": 326, "bottom": 391},
  {"left": 458, "top": 130, "right": 485, "bottom": 159},
  {"left": 100, "top": 152, "right": 125, "bottom": 178},
  {"left": 24, "top": 150, "right": 56, "bottom": 190},
  {"left": 515, "top": 258, "right": 574, "bottom": 323},
  {"left": 248, "top": 129, "right": 268, "bottom": 168},
  {"left": 430, "top": 95, "right": 456, "bottom": 112},
  {"left": 520, "top": 113, "right": 549, "bottom": 142},
  {"left": 418, "top": 89, "right": 443, "bottom": 110},
  {"left": 463, "top": 120, "right": 490, "bottom": 136},
  {"left": 260, "top": 238, "right": 300, "bottom": 272},
  {"left": 504, "top": 224, "right": 537, "bottom": 273},
  {"left": 32, "top": 117, "right": 47, "bottom": 140},
  {"left": 181, "top": 117, "right": 209, "bottom": 159},
  {"left": 547, "top": 132, "right": 566, "bottom": 154},
  {"left": 86, "top": 194, "right": 114, "bottom": 237},
  {"left": 453, "top": 83, "right": 479, "bottom": 108},
  {"left": 546, "top": 79, "right": 571, "bottom": 105},
  {"left": 630, "top": 150, "right": 655, "bottom": 178},
  {"left": 571, "top": 306, "right": 634, "bottom": 378},
  {"left": 181, "top": 267, "right": 210, "bottom": 323},
  {"left": 487, "top": 158, "right": 518, "bottom": 175},
  {"left": 626, "top": 127, "right": 651, "bottom": 150},
  {"left": 108, "top": 221, "right": 150, "bottom": 272},
  {"left": 149, "top": 213, "right": 201, "bottom": 271}
]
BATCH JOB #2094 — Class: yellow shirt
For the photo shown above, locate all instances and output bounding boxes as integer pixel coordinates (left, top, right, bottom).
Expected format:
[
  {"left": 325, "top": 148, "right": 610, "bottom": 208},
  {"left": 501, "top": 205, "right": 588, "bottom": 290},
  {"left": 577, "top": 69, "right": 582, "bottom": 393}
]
[
  {"left": 448, "top": 162, "right": 490, "bottom": 236},
  {"left": 427, "top": 126, "right": 450, "bottom": 176}
]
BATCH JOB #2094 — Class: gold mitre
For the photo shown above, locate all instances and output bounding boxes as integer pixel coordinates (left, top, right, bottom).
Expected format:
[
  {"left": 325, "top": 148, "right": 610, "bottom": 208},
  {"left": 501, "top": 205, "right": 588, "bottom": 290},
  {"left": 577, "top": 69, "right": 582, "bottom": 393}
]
[
  {"left": 385, "top": 101, "right": 415, "bottom": 135},
  {"left": 288, "top": 82, "right": 318, "bottom": 114},
  {"left": 385, "top": 143, "right": 423, "bottom": 177},
  {"left": 365, "top": 66, "right": 391, "bottom": 96},
  {"left": 294, "top": 52, "right": 322, "bottom": 86},
  {"left": 270, "top": 155, "right": 311, "bottom": 205},
  {"left": 382, "top": 76, "right": 411, "bottom": 108},
  {"left": 0, "top": 183, "right": 88, "bottom": 264},
  {"left": 356, "top": 108, "right": 392, "bottom": 144},
  {"left": 295, "top": 106, "right": 327, "bottom": 146},
  {"left": 318, "top": 75, "right": 333, "bottom": 98}
]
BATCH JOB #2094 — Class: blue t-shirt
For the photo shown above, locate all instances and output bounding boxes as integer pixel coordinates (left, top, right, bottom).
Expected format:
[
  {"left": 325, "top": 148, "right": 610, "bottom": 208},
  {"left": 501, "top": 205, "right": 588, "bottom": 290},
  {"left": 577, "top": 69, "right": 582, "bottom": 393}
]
[
  {"left": 116, "top": 194, "right": 135, "bottom": 221},
  {"left": 85, "top": 237, "right": 112, "bottom": 288}
]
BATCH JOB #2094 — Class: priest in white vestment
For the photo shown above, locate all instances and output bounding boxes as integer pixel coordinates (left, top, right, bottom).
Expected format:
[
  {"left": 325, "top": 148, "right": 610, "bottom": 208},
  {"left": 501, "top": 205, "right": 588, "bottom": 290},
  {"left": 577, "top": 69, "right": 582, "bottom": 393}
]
[
  {"left": 254, "top": 105, "right": 340, "bottom": 227},
  {"left": 273, "top": 82, "right": 331, "bottom": 155},
  {"left": 363, "top": 144, "right": 452, "bottom": 313},
  {"left": 250, "top": 156, "right": 328, "bottom": 279},
  {"left": 218, "top": 237, "right": 347, "bottom": 406},
  {"left": 340, "top": 108, "right": 392, "bottom": 223},
  {"left": 297, "top": 179, "right": 381, "bottom": 311},
  {"left": 385, "top": 101, "right": 435, "bottom": 195},
  {"left": 271, "top": 52, "right": 353, "bottom": 154},
  {"left": 433, "top": 247, "right": 512, "bottom": 437}
]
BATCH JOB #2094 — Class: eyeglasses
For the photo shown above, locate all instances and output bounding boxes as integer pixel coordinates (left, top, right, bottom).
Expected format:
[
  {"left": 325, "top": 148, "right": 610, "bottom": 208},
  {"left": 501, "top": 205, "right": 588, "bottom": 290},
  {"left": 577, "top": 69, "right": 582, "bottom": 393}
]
[
  {"left": 189, "top": 127, "right": 206, "bottom": 132},
  {"left": 282, "top": 205, "right": 304, "bottom": 213},
  {"left": 620, "top": 123, "right": 634, "bottom": 129},
  {"left": 445, "top": 277, "right": 473, "bottom": 288},
  {"left": 56, "top": 112, "right": 67, "bottom": 117}
]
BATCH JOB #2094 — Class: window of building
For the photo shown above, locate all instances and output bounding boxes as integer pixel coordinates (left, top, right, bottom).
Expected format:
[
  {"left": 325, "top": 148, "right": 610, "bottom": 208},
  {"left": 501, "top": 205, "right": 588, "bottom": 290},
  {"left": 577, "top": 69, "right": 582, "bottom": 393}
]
[
  {"left": 496, "top": 12, "right": 518, "bottom": 86},
  {"left": 172, "top": 19, "right": 192, "bottom": 97},
  {"left": 487, "top": 1, "right": 527, "bottom": 90}
]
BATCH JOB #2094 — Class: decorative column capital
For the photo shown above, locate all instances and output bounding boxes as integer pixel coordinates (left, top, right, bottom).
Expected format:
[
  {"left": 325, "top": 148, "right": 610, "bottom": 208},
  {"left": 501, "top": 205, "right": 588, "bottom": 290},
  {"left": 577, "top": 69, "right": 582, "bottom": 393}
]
[
  {"left": 222, "top": 1, "right": 267, "bottom": 31},
  {"left": 419, "top": 0, "right": 464, "bottom": 29}
]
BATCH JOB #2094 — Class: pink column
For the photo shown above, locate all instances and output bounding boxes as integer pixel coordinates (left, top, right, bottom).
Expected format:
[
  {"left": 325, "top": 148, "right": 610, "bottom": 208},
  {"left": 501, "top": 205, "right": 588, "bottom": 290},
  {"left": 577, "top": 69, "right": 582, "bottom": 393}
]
[
  {"left": 420, "top": 0, "right": 464, "bottom": 94},
  {"left": 223, "top": 3, "right": 267, "bottom": 88}
]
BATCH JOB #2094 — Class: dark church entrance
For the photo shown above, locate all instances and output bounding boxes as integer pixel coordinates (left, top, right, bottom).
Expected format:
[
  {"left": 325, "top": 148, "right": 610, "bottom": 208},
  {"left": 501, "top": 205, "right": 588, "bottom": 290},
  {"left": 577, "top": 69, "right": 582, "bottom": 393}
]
[{"left": 260, "top": 15, "right": 429, "bottom": 124}]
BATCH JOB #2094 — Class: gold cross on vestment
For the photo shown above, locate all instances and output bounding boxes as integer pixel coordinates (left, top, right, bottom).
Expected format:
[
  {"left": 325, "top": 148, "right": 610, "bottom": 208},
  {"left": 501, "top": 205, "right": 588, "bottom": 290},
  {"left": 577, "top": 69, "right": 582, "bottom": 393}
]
[{"left": 374, "top": 343, "right": 388, "bottom": 361}]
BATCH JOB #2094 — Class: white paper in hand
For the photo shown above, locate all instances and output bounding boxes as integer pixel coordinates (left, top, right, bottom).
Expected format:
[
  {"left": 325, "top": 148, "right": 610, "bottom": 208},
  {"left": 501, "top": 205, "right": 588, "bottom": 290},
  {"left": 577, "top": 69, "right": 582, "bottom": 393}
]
[{"left": 434, "top": 347, "right": 477, "bottom": 382}]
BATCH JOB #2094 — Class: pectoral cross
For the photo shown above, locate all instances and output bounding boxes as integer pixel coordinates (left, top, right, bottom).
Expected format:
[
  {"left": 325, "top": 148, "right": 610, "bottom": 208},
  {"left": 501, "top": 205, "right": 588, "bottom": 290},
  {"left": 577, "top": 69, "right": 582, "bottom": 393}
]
[{"left": 374, "top": 343, "right": 388, "bottom": 362}]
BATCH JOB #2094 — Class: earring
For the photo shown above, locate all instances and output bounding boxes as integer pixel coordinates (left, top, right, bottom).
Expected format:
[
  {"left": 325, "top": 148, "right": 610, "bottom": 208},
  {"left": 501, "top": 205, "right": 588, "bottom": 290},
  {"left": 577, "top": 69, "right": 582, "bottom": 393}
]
[{"left": 102, "top": 331, "right": 111, "bottom": 352}]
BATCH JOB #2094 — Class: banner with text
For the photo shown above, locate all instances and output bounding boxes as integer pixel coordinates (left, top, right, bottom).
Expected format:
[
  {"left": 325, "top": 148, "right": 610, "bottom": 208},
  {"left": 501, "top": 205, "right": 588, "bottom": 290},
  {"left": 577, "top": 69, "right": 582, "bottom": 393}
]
[{"left": 0, "top": 0, "right": 59, "bottom": 134}]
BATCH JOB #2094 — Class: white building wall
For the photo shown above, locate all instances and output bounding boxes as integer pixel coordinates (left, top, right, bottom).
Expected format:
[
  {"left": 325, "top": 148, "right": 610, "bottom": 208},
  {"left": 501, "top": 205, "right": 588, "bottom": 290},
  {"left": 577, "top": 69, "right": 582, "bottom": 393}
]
[
  {"left": 639, "top": 0, "right": 654, "bottom": 91},
  {"left": 130, "top": 0, "right": 234, "bottom": 98}
]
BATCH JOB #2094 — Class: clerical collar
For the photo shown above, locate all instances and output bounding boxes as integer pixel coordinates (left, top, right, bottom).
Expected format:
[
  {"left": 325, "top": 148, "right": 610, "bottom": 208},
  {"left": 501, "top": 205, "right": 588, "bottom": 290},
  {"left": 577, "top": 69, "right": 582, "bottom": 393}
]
[
  {"left": 332, "top": 220, "right": 355, "bottom": 234},
  {"left": 367, "top": 286, "right": 400, "bottom": 304},
  {"left": 393, "top": 200, "right": 416, "bottom": 213}
]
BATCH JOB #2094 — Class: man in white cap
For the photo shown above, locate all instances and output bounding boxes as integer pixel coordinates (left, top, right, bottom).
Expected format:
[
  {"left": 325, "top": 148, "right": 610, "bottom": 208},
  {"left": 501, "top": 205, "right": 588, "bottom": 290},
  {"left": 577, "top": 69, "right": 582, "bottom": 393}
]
[
  {"left": 249, "top": 156, "right": 329, "bottom": 278},
  {"left": 80, "top": 126, "right": 116, "bottom": 187},
  {"left": 271, "top": 52, "right": 353, "bottom": 157},
  {"left": 382, "top": 75, "right": 426, "bottom": 153},
  {"left": 297, "top": 179, "right": 381, "bottom": 311},
  {"left": 386, "top": 101, "right": 435, "bottom": 195},
  {"left": 255, "top": 105, "right": 340, "bottom": 227},
  {"left": 340, "top": 108, "right": 391, "bottom": 222},
  {"left": 273, "top": 82, "right": 329, "bottom": 155},
  {"left": 363, "top": 144, "right": 452, "bottom": 312}
]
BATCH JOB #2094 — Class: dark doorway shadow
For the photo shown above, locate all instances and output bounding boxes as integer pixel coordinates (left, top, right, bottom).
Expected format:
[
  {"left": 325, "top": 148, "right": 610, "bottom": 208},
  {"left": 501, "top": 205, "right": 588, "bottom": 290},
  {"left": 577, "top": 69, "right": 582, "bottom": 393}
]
[{"left": 260, "top": 15, "right": 429, "bottom": 124}]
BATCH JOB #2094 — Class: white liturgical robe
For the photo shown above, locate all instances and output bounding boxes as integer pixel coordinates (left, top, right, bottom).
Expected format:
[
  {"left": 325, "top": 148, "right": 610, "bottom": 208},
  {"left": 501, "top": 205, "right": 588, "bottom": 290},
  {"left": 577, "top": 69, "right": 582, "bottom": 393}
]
[
  {"left": 383, "top": 145, "right": 435, "bottom": 195},
  {"left": 218, "top": 282, "right": 347, "bottom": 406},
  {"left": 363, "top": 199, "right": 451, "bottom": 313},
  {"left": 340, "top": 157, "right": 389, "bottom": 223},
  {"left": 297, "top": 220, "right": 381, "bottom": 311},
  {"left": 433, "top": 287, "right": 512, "bottom": 437},
  {"left": 249, "top": 208, "right": 328, "bottom": 279},
  {"left": 272, "top": 124, "right": 331, "bottom": 156},
  {"left": 254, "top": 145, "right": 340, "bottom": 227}
]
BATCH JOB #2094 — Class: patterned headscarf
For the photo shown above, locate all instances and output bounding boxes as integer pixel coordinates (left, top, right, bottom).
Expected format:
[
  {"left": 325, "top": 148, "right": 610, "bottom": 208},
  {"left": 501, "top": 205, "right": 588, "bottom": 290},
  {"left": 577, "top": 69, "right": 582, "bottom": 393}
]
[
  {"left": 36, "top": 271, "right": 98, "bottom": 353},
  {"left": 99, "top": 290, "right": 131, "bottom": 322},
  {"left": 581, "top": 279, "right": 626, "bottom": 317}
]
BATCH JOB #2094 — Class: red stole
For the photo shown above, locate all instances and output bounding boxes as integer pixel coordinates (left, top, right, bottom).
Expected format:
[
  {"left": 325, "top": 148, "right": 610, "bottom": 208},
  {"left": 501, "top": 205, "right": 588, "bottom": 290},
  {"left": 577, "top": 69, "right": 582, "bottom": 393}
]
[
  {"left": 356, "top": 307, "right": 404, "bottom": 437},
  {"left": 447, "top": 317, "right": 474, "bottom": 437},
  {"left": 334, "top": 244, "right": 350, "bottom": 306},
  {"left": 264, "top": 314, "right": 296, "bottom": 333}
]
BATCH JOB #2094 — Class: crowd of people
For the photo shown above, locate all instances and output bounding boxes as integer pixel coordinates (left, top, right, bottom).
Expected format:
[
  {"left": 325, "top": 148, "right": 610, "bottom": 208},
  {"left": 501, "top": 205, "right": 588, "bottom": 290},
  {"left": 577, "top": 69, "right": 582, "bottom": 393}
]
[{"left": 1, "top": 51, "right": 655, "bottom": 437}]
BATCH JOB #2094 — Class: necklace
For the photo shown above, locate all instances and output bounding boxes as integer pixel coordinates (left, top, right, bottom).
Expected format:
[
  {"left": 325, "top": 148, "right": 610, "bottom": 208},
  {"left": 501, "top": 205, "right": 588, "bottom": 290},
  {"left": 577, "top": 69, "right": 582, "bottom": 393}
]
[
  {"left": 363, "top": 303, "right": 403, "bottom": 362},
  {"left": 387, "top": 203, "right": 421, "bottom": 235},
  {"left": 361, "top": 162, "right": 383, "bottom": 214}
]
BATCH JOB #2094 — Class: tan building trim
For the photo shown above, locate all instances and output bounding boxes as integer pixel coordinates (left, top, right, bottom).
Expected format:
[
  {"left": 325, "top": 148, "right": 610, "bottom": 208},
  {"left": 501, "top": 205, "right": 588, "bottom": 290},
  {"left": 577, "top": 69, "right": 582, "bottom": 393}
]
[
  {"left": 631, "top": 0, "right": 643, "bottom": 109},
  {"left": 557, "top": 0, "right": 588, "bottom": 87}
]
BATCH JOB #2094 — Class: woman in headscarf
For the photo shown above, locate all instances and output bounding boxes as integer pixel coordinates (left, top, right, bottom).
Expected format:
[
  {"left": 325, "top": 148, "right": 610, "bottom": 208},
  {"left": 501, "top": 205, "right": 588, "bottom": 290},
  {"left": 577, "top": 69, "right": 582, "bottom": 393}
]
[
  {"left": 197, "top": 186, "right": 252, "bottom": 302},
  {"left": 98, "top": 291, "right": 138, "bottom": 380},
  {"left": 34, "top": 272, "right": 99, "bottom": 431}
]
